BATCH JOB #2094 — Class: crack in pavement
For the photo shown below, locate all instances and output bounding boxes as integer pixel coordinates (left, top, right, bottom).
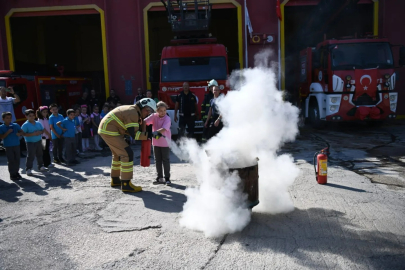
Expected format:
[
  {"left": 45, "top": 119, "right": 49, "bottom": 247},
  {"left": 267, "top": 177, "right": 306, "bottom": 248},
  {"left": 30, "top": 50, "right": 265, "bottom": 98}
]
[
  {"left": 201, "top": 234, "right": 227, "bottom": 270},
  {"left": 106, "top": 225, "right": 162, "bottom": 233}
]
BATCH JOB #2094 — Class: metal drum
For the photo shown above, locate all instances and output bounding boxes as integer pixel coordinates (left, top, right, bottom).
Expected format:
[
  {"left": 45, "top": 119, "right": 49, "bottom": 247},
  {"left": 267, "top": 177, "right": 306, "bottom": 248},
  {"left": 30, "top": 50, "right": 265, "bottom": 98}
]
[
  {"left": 229, "top": 161, "right": 260, "bottom": 209},
  {"left": 205, "top": 150, "right": 260, "bottom": 209}
]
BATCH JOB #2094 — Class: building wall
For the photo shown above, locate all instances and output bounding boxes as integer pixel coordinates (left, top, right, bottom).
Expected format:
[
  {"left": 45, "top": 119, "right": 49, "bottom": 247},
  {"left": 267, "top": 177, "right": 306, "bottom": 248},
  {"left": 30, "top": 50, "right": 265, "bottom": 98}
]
[
  {"left": 245, "top": 0, "right": 278, "bottom": 67},
  {"left": 0, "top": 0, "right": 404, "bottom": 114}
]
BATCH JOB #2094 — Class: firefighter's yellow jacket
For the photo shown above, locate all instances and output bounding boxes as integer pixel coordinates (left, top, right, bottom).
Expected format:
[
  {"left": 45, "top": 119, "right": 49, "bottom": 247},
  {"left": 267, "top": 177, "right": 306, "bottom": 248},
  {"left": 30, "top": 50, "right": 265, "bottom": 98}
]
[{"left": 98, "top": 105, "right": 147, "bottom": 140}]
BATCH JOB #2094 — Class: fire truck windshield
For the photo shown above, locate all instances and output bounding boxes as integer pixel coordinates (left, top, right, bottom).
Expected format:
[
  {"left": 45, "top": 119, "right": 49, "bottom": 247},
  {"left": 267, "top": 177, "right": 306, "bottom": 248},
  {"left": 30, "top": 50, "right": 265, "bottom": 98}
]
[
  {"left": 331, "top": 42, "right": 394, "bottom": 70},
  {"left": 161, "top": 57, "right": 227, "bottom": 82}
]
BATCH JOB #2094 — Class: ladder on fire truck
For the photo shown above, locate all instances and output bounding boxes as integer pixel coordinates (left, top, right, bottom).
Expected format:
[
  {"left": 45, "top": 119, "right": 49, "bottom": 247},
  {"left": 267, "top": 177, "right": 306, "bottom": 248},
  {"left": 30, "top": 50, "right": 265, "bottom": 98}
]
[{"left": 160, "top": 0, "right": 212, "bottom": 37}]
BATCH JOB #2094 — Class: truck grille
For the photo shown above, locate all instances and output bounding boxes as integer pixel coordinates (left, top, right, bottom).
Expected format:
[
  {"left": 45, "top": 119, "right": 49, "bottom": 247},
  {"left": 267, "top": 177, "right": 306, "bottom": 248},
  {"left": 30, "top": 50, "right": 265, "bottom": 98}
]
[{"left": 353, "top": 93, "right": 380, "bottom": 106}]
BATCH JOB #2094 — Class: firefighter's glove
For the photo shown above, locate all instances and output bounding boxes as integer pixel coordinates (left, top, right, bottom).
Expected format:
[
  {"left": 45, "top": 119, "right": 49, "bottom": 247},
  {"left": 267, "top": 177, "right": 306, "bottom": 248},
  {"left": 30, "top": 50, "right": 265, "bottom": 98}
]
[
  {"left": 152, "top": 131, "right": 163, "bottom": 139},
  {"left": 124, "top": 135, "right": 131, "bottom": 145}
]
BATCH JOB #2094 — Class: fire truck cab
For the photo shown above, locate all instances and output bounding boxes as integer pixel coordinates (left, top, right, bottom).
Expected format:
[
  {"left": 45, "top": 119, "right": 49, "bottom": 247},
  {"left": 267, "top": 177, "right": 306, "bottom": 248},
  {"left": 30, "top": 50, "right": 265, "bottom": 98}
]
[
  {"left": 158, "top": 43, "right": 229, "bottom": 135},
  {"left": 299, "top": 38, "right": 405, "bottom": 127}
]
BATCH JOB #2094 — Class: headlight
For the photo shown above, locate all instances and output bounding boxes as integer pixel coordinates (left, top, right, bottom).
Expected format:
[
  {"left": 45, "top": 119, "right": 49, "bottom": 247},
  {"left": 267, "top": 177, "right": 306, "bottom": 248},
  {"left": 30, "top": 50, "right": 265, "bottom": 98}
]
[
  {"left": 330, "top": 105, "right": 338, "bottom": 112},
  {"left": 219, "top": 85, "right": 225, "bottom": 90},
  {"left": 162, "top": 87, "right": 167, "bottom": 92},
  {"left": 384, "top": 74, "right": 390, "bottom": 79},
  {"left": 390, "top": 103, "right": 397, "bottom": 111},
  {"left": 330, "top": 97, "right": 338, "bottom": 103},
  {"left": 389, "top": 95, "right": 396, "bottom": 102},
  {"left": 346, "top": 75, "right": 352, "bottom": 81}
]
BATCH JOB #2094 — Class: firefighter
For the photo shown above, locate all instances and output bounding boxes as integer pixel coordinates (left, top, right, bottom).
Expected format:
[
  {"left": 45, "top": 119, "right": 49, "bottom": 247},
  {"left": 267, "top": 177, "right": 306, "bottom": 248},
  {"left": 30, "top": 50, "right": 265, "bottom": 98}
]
[
  {"left": 200, "top": 80, "right": 216, "bottom": 142},
  {"left": 99, "top": 98, "right": 157, "bottom": 192},
  {"left": 174, "top": 82, "right": 198, "bottom": 138},
  {"left": 204, "top": 85, "right": 223, "bottom": 140}
]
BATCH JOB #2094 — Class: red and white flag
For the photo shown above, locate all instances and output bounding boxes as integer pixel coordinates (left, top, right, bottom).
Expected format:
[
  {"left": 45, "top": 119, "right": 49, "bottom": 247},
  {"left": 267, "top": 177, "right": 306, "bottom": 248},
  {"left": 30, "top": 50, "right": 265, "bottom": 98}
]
[
  {"left": 354, "top": 69, "right": 378, "bottom": 101},
  {"left": 276, "top": 0, "right": 282, "bottom": 21}
]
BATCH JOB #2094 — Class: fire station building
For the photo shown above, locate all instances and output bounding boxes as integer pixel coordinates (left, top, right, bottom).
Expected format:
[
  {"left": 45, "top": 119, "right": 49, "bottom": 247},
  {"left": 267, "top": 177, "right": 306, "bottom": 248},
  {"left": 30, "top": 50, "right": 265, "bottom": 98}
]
[{"left": 0, "top": 0, "right": 404, "bottom": 116}]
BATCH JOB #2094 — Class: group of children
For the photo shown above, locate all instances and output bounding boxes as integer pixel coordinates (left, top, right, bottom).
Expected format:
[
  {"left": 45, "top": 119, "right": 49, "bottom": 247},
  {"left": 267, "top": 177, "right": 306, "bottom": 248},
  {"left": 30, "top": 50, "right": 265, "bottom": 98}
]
[
  {"left": 0, "top": 102, "right": 105, "bottom": 179},
  {"left": 0, "top": 99, "right": 173, "bottom": 187}
]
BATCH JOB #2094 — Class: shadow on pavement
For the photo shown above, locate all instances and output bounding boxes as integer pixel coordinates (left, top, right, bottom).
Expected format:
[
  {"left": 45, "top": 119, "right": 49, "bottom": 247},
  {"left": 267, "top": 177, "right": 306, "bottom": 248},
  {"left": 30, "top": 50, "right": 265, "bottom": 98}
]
[
  {"left": 130, "top": 189, "right": 186, "bottom": 213},
  {"left": 168, "top": 183, "right": 187, "bottom": 190},
  {"left": 13, "top": 178, "right": 48, "bottom": 196},
  {"left": 324, "top": 183, "right": 367, "bottom": 193},
  {"left": 47, "top": 167, "right": 88, "bottom": 182},
  {"left": 0, "top": 179, "right": 23, "bottom": 202},
  {"left": 235, "top": 208, "right": 405, "bottom": 269}
]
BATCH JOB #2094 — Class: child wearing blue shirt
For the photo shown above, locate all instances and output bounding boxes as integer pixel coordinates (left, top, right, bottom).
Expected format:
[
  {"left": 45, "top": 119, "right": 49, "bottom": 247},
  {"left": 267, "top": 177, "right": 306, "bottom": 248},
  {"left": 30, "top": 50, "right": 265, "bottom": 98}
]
[
  {"left": 49, "top": 103, "right": 65, "bottom": 164},
  {"left": 21, "top": 109, "right": 47, "bottom": 176},
  {"left": 0, "top": 112, "right": 24, "bottom": 180},
  {"left": 57, "top": 109, "right": 80, "bottom": 166}
]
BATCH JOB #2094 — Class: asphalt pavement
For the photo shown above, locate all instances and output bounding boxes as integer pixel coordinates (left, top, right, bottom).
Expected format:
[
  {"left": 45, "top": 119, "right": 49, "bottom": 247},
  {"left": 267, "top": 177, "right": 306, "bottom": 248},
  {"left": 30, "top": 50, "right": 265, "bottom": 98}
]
[{"left": 0, "top": 120, "right": 404, "bottom": 269}]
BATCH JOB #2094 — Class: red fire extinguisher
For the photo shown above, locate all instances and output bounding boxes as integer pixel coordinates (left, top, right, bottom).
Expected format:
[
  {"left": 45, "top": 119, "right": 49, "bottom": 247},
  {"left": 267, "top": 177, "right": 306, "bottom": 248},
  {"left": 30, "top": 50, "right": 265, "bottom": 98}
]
[
  {"left": 313, "top": 147, "right": 329, "bottom": 184},
  {"left": 140, "top": 139, "right": 151, "bottom": 167}
]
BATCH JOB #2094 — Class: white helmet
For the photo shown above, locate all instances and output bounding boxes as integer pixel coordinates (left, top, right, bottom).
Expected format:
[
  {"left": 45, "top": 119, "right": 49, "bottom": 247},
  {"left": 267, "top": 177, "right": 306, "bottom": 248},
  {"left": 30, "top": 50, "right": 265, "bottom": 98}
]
[
  {"left": 207, "top": 79, "right": 218, "bottom": 87},
  {"left": 139, "top": 98, "right": 157, "bottom": 112}
]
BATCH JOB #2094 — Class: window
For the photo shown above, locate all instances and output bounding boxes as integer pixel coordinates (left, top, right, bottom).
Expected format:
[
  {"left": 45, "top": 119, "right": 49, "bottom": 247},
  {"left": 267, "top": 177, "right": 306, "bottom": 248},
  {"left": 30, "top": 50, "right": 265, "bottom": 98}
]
[
  {"left": 299, "top": 56, "right": 307, "bottom": 83},
  {"left": 331, "top": 42, "right": 394, "bottom": 70},
  {"left": 0, "top": 80, "right": 5, "bottom": 87},
  {"left": 161, "top": 57, "right": 227, "bottom": 82}
]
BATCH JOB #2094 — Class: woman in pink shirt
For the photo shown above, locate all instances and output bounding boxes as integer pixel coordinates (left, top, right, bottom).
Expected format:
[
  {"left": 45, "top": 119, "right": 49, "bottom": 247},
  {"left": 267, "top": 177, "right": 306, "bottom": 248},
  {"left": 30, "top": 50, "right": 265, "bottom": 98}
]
[
  {"left": 36, "top": 106, "right": 54, "bottom": 168},
  {"left": 144, "top": 101, "right": 172, "bottom": 185}
]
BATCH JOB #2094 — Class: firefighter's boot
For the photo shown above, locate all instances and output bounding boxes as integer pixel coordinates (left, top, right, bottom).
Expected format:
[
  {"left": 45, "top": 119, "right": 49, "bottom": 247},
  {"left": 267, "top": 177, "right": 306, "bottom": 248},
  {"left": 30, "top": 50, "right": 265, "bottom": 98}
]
[
  {"left": 121, "top": 180, "right": 142, "bottom": 193},
  {"left": 111, "top": 177, "right": 121, "bottom": 187}
]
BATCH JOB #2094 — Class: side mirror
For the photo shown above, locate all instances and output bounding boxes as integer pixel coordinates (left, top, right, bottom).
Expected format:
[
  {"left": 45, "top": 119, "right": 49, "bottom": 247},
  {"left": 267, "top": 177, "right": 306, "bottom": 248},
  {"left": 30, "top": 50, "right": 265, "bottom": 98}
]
[{"left": 399, "top": 46, "right": 405, "bottom": 66}]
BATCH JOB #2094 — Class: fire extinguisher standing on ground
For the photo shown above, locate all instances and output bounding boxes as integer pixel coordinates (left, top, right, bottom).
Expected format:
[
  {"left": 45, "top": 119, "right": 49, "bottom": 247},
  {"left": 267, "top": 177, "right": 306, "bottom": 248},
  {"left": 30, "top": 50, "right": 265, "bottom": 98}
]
[{"left": 313, "top": 147, "right": 329, "bottom": 184}]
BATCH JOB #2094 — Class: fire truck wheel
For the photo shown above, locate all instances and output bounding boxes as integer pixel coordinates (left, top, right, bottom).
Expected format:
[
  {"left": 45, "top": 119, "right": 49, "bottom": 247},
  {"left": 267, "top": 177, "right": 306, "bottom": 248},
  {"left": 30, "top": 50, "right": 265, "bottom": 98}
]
[{"left": 308, "top": 101, "right": 324, "bottom": 129}]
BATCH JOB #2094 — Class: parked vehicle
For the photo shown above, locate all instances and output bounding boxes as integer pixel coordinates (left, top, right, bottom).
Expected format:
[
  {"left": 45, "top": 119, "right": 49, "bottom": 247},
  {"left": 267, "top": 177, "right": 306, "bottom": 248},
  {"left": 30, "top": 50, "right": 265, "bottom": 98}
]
[
  {"left": 150, "top": 0, "right": 235, "bottom": 135},
  {"left": 0, "top": 70, "right": 92, "bottom": 125},
  {"left": 298, "top": 37, "right": 405, "bottom": 127}
]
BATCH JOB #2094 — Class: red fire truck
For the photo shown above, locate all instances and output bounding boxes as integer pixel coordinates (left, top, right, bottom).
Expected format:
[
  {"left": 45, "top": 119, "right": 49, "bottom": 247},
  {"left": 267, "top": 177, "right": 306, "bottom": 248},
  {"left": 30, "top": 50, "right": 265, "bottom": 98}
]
[
  {"left": 157, "top": 42, "right": 229, "bottom": 134},
  {"left": 0, "top": 70, "right": 92, "bottom": 125},
  {"left": 298, "top": 37, "right": 405, "bottom": 127},
  {"left": 152, "top": 0, "right": 232, "bottom": 135}
]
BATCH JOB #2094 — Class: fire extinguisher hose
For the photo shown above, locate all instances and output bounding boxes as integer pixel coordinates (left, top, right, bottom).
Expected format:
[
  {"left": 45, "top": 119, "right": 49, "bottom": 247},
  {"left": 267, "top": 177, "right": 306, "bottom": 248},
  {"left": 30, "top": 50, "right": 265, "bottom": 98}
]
[{"left": 313, "top": 151, "right": 319, "bottom": 182}]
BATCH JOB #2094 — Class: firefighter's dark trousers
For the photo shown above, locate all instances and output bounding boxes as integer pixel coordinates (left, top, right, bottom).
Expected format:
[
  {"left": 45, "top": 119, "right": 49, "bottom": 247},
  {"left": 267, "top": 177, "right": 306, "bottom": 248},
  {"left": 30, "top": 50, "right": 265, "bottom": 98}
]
[
  {"left": 207, "top": 120, "right": 223, "bottom": 140},
  {"left": 99, "top": 133, "right": 134, "bottom": 180},
  {"left": 178, "top": 115, "right": 195, "bottom": 138}
]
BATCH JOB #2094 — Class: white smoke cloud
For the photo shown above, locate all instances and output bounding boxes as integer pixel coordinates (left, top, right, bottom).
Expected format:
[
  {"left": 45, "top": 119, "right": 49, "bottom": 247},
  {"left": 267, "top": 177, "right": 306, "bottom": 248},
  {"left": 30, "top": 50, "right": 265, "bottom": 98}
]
[{"left": 171, "top": 50, "right": 300, "bottom": 238}]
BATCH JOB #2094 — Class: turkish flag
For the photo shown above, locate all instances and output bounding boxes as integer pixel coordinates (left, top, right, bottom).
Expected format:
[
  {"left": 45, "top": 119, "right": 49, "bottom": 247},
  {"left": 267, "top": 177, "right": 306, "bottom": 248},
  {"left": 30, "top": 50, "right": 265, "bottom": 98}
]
[
  {"left": 354, "top": 68, "right": 378, "bottom": 101},
  {"left": 276, "top": 0, "right": 282, "bottom": 21}
]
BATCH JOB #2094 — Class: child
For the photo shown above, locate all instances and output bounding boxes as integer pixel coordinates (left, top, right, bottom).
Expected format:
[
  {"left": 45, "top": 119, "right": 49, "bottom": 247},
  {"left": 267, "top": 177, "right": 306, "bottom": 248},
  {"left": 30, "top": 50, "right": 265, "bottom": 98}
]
[
  {"left": 91, "top": 104, "right": 103, "bottom": 150},
  {"left": 144, "top": 101, "right": 172, "bottom": 186},
  {"left": 49, "top": 103, "right": 65, "bottom": 163},
  {"left": 21, "top": 109, "right": 47, "bottom": 176},
  {"left": 37, "top": 106, "right": 54, "bottom": 169},
  {"left": 0, "top": 112, "right": 24, "bottom": 180},
  {"left": 100, "top": 103, "right": 109, "bottom": 118},
  {"left": 57, "top": 109, "right": 80, "bottom": 166},
  {"left": 80, "top": 105, "right": 91, "bottom": 151},
  {"left": 74, "top": 108, "right": 83, "bottom": 153}
]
